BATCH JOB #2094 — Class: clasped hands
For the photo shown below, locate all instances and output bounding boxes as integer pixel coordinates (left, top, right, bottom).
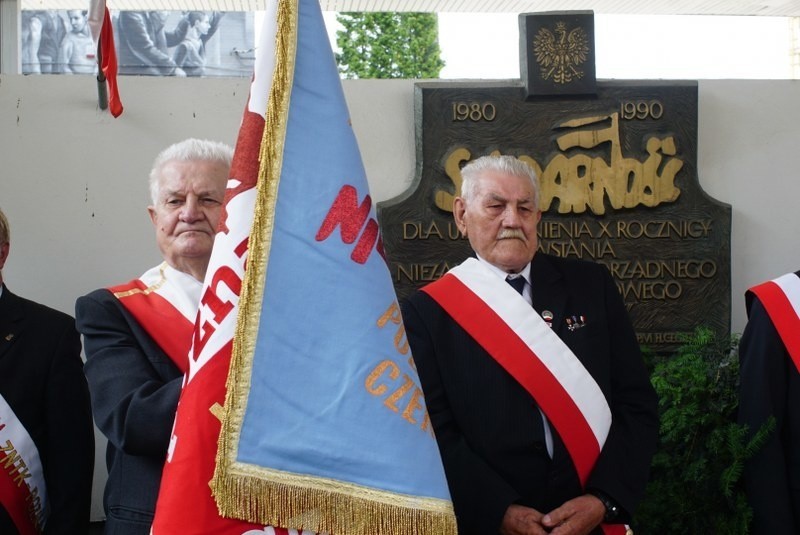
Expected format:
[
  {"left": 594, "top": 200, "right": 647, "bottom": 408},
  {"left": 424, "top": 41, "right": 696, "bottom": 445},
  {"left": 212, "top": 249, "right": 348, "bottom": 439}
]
[{"left": 499, "top": 494, "right": 606, "bottom": 535}]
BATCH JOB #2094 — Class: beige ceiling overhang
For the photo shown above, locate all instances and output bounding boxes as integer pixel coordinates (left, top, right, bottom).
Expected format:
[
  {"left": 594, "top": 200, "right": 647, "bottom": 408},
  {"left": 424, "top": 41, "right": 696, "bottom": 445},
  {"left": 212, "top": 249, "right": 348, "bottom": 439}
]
[{"left": 19, "top": 0, "right": 800, "bottom": 16}]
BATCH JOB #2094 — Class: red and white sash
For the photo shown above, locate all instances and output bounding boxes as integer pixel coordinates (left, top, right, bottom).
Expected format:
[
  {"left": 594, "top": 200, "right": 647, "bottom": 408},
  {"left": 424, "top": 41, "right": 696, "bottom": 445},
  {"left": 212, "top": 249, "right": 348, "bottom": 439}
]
[
  {"left": 423, "top": 258, "right": 628, "bottom": 535},
  {"left": 0, "top": 393, "right": 47, "bottom": 535},
  {"left": 747, "top": 271, "right": 800, "bottom": 372},
  {"left": 109, "top": 263, "right": 201, "bottom": 374}
]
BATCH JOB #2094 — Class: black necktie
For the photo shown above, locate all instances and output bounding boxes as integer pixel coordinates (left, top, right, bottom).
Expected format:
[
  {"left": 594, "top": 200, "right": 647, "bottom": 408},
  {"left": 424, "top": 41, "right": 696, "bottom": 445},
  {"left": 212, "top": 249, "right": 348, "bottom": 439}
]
[
  {"left": 506, "top": 274, "right": 548, "bottom": 453},
  {"left": 506, "top": 275, "right": 526, "bottom": 295}
]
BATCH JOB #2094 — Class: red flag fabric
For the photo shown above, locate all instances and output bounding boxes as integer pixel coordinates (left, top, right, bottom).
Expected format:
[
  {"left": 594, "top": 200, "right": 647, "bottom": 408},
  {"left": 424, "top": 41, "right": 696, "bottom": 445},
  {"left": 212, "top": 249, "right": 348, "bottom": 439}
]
[
  {"left": 99, "top": 7, "right": 123, "bottom": 117},
  {"left": 88, "top": 0, "right": 122, "bottom": 117}
]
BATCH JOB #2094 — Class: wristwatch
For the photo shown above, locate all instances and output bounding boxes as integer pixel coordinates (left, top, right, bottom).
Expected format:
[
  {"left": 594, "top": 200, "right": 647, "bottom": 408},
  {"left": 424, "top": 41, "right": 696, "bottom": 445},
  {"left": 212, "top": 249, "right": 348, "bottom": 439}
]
[{"left": 588, "top": 489, "right": 620, "bottom": 522}]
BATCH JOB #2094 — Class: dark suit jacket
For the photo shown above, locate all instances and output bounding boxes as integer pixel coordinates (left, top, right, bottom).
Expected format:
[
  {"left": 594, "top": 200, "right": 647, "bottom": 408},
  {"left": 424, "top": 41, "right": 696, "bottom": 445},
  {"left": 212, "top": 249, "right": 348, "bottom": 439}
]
[
  {"left": 402, "top": 253, "right": 659, "bottom": 535},
  {"left": 76, "top": 289, "right": 183, "bottom": 535},
  {"left": 738, "top": 285, "right": 800, "bottom": 535},
  {"left": 0, "top": 285, "right": 94, "bottom": 535}
]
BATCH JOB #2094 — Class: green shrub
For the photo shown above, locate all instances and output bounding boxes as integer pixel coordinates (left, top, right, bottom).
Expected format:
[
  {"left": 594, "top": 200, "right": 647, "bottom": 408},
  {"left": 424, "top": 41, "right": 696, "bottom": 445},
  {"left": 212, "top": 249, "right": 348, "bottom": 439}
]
[{"left": 634, "top": 327, "right": 773, "bottom": 534}]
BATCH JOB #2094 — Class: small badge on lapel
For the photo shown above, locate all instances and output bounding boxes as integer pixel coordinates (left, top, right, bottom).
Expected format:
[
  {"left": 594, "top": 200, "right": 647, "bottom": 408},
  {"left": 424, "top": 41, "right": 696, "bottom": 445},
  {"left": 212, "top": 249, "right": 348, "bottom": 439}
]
[
  {"left": 541, "top": 310, "right": 554, "bottom": 328},
  {"left": 4, "top": 333, "right": 14, "bottom": 342},
  {"left": 566, "top": 315, "right": 587, "bottom": 331}
]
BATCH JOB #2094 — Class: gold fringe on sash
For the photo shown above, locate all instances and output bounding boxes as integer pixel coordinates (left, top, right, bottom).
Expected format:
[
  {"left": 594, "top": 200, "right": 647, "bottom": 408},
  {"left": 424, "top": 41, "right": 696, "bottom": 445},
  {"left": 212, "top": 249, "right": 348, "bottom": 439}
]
[{"left": 212, "top": 1, "right": 457, "bottom": 533}]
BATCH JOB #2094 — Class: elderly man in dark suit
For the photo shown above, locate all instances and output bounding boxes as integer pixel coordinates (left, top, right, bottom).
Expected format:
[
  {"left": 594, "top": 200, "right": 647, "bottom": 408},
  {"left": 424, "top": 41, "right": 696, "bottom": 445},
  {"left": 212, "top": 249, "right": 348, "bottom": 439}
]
[
  {"left": 402, "top": 155, "right": 659, "bottom": 535},
  {"left": 75, "top": 138, "right": 232, "bottom": 535},
  {"left": 0, "top": 207, "right": 94, "bottom": 534}
]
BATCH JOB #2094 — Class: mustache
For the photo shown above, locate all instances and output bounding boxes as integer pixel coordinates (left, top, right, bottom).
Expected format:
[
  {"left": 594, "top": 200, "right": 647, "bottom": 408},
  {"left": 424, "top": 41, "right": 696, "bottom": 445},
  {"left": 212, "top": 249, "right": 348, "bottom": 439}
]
[{"left": 497, "top": 229, "right": 526, "bottom": 241}]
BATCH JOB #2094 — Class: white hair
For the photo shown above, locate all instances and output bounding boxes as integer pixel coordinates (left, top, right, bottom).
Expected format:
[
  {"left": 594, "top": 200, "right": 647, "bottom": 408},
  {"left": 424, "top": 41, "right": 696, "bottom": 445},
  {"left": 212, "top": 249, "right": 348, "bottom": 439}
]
[
  {"left": 148, "top": 138, "right": 234, "bottom": 204},
  {"left": 460, "top": 155, "right": 540, "bottom": 210},
  {"left": 0, "top": 207, "right": 9, "bottom": 246}
]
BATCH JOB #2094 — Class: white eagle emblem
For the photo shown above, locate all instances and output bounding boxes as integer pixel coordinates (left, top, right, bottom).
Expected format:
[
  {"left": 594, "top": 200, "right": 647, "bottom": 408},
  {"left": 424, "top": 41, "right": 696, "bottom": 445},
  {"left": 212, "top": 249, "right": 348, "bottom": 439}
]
[{"left": 533, "top": 22, "right": 590, "bottom": 84}]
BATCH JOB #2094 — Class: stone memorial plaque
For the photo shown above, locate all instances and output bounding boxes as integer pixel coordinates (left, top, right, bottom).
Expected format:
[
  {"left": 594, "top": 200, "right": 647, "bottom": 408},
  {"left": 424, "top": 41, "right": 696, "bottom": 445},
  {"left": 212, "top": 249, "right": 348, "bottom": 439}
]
[{"left": 378, "top": 80, "right": 731, "bottom": 353}]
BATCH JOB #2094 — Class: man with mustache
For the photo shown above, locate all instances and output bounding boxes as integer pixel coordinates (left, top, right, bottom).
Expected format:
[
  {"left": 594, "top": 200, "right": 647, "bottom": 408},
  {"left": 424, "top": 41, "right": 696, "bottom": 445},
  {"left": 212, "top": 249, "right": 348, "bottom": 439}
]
[
  {"left": 402, "top": 155, "right": 659, "bottom": 535},
  {"left": 75, "top": 138, "right": 232, "bottom": 534}
]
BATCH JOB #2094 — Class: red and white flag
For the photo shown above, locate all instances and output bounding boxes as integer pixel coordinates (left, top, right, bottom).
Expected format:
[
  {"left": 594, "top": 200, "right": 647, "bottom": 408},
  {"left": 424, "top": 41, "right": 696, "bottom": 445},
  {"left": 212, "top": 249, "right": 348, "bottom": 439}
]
[
  {"left": 88, "top": 0, "right": 122, "bottom": 117},
  {"left": 150, "top": 1, "right": 312, "bottom": 533}
]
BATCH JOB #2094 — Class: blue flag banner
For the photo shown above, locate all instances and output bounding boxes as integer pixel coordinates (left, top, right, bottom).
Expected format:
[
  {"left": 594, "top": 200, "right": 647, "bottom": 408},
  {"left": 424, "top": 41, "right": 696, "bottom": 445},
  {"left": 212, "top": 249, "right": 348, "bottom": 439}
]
[{"left": 211, "top": 1, "right": 457, "bottom": 534}]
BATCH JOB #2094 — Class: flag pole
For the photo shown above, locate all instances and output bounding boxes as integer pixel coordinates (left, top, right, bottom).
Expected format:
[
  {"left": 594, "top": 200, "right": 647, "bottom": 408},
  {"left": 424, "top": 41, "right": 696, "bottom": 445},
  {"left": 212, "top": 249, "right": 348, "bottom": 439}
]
[{"left": 96, "top": 39, "right": 108, "bottom": 111}]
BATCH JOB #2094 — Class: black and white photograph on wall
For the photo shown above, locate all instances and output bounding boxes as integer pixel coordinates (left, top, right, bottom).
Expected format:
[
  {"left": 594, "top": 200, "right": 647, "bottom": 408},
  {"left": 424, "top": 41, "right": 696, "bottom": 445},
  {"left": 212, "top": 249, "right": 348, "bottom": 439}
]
[{"left": 21, "top": 9, "right": 255, "bottom": 77}]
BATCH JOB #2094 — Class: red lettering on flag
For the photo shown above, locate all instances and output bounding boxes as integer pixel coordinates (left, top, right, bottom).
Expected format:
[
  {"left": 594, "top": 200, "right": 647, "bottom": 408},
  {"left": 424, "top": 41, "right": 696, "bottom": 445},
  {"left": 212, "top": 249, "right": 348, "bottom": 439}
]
[
  {"left": 234, "top": 237, "right": 249, "bottom": 259},
  {"left": 192, "top": 266, "right": 242, "bottom": 360},
  {"left": 316, "top": 185, "right": 383, "bottom": 264},
  {"left": 316, "top": 185, "right": 371, "bottom": 244}
]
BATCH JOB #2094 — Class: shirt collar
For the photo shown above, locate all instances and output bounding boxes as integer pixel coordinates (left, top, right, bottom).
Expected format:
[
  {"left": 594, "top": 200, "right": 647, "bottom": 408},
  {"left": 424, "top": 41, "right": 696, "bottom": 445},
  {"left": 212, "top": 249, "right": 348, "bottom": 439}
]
[{"left": 475, "top": 254, "right": 532, "bottom": 286}]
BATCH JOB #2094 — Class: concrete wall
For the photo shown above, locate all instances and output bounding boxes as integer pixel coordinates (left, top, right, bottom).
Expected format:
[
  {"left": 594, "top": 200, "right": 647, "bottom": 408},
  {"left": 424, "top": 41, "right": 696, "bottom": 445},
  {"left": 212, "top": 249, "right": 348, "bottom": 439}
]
[{"left": 1, "top": 74, "right": 799, "bottom": 518}]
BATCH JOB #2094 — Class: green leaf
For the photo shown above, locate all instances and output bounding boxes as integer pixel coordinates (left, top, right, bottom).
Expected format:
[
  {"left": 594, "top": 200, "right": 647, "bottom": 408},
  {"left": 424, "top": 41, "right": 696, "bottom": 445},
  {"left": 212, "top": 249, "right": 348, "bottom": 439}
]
[
  {"left": 335, "top": 12, "right": 445, "bottom": 79},
  {"left": 635, "top": 327, "right": 769, "bottom": 533}
]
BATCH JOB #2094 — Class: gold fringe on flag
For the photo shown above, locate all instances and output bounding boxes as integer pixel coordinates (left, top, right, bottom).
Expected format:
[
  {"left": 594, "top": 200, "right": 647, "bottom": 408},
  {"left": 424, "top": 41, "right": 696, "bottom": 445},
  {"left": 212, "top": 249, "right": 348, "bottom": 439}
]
[
  {"left": 214, "top": 466, "right": 457, "bottom": 535},
  {"left": 212, "top": 1, "right": 457, "bottom": 533}
]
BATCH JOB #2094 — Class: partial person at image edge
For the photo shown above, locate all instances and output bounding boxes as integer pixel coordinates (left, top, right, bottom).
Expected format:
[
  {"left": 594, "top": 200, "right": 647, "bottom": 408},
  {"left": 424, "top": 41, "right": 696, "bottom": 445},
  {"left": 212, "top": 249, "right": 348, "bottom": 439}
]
[
  {"left": 0, "top": 207, "right": 94, "bottom": 534},
  {"left": 739, "top": 269, "right": 800, "bottom": 535}
]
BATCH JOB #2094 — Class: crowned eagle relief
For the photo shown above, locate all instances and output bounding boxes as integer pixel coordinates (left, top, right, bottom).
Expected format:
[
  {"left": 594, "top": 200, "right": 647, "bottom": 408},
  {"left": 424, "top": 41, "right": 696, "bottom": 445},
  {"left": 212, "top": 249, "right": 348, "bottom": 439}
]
[{"left": 533, "top": 22, "right": 590, "bottom": 84}]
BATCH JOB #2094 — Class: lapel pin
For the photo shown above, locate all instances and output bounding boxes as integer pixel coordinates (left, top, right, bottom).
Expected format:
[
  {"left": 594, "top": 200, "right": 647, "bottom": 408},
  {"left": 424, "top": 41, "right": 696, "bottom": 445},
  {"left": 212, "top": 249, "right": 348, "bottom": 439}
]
[
  {"left": 542, "top": 310, "right": 554, "bottom": 328},
  {"left": 4, "top": 334, "right": 13, "bottom": 341}
]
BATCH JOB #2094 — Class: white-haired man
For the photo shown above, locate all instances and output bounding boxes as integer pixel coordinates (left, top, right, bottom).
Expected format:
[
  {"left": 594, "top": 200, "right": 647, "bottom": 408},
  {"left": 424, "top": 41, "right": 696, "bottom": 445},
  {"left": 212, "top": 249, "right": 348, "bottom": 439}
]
[
  {"left": 76, "top": 138, "right": 232, "bottom": 535},
  {"left": 402, "top": 155, "right": 659, "bottom": 535}
]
